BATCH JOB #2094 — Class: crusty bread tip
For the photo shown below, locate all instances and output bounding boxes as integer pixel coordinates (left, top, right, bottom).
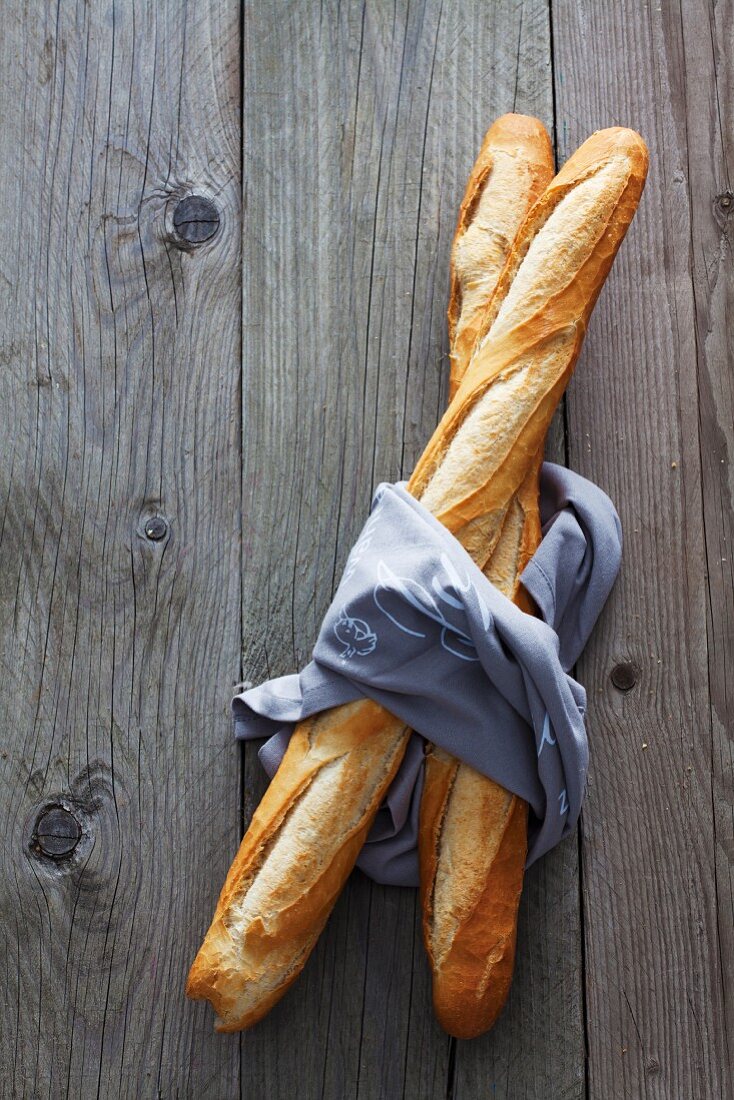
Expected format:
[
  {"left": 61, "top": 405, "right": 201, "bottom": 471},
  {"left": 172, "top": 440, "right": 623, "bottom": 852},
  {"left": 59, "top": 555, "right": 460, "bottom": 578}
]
[
  {"left": 187, "top": 699, "right": 411, "bottom": 1030},
  {"left": 448, "top": 114, "right": 554, "bottom": 399}
]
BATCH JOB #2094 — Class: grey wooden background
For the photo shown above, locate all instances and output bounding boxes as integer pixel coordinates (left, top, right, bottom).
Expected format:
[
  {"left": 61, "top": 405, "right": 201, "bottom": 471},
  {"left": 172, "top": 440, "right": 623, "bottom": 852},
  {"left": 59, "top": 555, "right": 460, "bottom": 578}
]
[{"left": 0, "top": 1, "right": 731, "bottom": 1098}]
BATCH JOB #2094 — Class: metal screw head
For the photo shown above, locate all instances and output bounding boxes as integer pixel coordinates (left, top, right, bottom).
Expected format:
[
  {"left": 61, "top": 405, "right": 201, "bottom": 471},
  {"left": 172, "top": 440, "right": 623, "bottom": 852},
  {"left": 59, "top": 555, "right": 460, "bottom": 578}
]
[
  {"left": 33, "top": 806, "right": 81, "bottom": 858},
  {"left": 172, "top": 195, "right": 220, "bottom": 244},
  {"left": 610, "top": 662, "right": 638, "bottom": 692},
  {"left": 144, "top": 516, "right": 168, "bottom": 541}
]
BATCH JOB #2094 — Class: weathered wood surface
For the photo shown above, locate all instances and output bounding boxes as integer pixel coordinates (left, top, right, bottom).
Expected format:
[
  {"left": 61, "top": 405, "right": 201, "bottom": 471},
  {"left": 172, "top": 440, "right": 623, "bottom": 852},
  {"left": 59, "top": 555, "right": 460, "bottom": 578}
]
[
  {"left": 554, "top": 1, "right": 734, "bottom": 1096},
  {"left": 241, "top": 2, "right": 583, "bottom": 1098},
  {"left": 1, "top": 1, "right": 732, "bottom": 1098},
  {"left": 0, "top": 1, "right": 242, "bottom": 1098}
]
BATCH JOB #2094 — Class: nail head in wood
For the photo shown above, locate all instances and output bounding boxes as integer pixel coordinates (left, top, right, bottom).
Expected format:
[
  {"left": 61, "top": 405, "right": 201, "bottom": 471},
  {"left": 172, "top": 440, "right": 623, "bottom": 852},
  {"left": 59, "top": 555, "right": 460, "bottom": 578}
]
[
  {"left": 610, "top": 662, "right": 638, "bottom": 692},
  {"left": 172, "top": 195, "right": 220, "bottom": 244},
  {"left": 33, "top": 806, "right": 81, "bottom": 858},
  {"left": 144, "top": 515, "right": 168, "bottom": 541}
]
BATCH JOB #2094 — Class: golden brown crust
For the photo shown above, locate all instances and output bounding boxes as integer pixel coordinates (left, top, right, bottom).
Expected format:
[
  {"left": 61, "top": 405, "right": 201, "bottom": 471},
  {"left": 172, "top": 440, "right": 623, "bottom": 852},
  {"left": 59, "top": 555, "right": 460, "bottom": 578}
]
[
  {"left": 186, "top": 700, "right": 410, "bottom": 1030},
  {"left": 512, "top": 450, "right": 543, "bottom": 614},
  {"left": 423, "top": 781, "right": 528, "bottom": 1039},
  {"left": 409, "top": 127, "right": 649, "bottom": 537},
  {"left": 448, "top": 114, "right": 554, "bottom": 399}
]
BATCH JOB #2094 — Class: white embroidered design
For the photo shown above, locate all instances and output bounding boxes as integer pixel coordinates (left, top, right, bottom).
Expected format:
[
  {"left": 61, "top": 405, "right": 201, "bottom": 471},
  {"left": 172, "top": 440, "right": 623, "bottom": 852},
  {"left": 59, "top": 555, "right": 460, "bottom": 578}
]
[
  {"left": 333, "top": 608, "right": 377, "bottom": 660},
  {"left": 342, "top": 508, "right": 382, "bottom": 585},
  {"left": 538, "top": 712, "right": 557, "bottom": 756},
  {"left": 558, "top": 788, "right": 569, "bottom": 816},
  {"left": 372, "top": 555, "right": 482, "bottom": 662}
]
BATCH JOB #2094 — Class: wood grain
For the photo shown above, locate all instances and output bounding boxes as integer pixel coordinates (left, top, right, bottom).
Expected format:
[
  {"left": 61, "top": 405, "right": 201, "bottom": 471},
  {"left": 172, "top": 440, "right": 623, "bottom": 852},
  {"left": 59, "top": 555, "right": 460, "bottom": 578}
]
[
  {"left": 553, "top": 0, "right": 733, "bottom": 1095},
  {"left": 0, "top": 1, "right": 242, "bottom": 1096},
  {"left": 240, "top": 2, "right": 583, "bottom": 1098},
  {"left": 3, "top": 0, "right": 729, "bottom": 1096},
  {"left": 682, "top": 0, "right": 734, "bottom": 1076}
]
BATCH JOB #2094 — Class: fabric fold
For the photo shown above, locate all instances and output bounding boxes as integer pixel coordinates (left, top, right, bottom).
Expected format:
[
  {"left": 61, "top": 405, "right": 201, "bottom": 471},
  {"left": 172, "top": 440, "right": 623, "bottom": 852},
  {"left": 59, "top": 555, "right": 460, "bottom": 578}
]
[{"left": 233, "top": 462, "right": 621, "bottom": 887}]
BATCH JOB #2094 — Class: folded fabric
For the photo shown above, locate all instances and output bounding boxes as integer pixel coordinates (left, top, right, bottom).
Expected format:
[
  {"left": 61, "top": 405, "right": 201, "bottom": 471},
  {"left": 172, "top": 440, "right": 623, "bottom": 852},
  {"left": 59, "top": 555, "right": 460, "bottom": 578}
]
[{"left": 233, "top": 462, "right": 622, "bottom": 887}]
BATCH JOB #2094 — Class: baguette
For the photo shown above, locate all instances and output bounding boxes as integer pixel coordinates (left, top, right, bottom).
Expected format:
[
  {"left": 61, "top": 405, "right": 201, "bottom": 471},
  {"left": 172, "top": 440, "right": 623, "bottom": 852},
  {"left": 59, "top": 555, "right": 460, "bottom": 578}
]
[
  {"left": 418, "top": 127, "right": 647, "bottom": 1038},
  {"left": 418, "top": 116, "right": 550, "bottom": 1034},
  {"left": 448, "top": 115, "right": 554, "bottom": 396},
  {"left": 410, "top": 128, "right": 648, "bottom": 554},
  {"left": 187, "top": 126, "right": 648, "bottom": 1033},
  {"left": 187, "top": 699, "right": 410, "bottom": 1031},
  {"left": 419, "top": 117, "right": 551, "bottom": 1039},
  {"left": 420, "top": 447, "right": 543, "bottom": 1041},
  {"left": 186, "top": 118, "right": 551, "bottom": 1034}
]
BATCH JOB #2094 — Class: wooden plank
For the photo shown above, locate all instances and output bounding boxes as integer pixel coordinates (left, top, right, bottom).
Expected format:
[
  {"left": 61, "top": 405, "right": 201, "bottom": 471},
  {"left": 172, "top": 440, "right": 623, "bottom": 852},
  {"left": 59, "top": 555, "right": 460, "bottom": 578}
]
[
  {"left": 552, "top": 1, "right": 733, "bottom": 1095},
  {"left": 0, "top": 2, "right": 242, "bottom": 1096},
  {"left": 681, "top": 0, "right": 734, "bottom": 1074},
  {"left": 241, "top": 2, "right": 583, "bottom": 1097}
]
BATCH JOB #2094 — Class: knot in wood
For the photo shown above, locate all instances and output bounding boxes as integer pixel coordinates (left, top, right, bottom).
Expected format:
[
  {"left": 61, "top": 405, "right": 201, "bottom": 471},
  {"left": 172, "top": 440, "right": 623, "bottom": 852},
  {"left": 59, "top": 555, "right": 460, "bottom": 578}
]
[
  {"left": 172, "top": 195, "right": 220, "bottom": 245},
  {"left": 714, "top": 191, "right": 733, "bottom": 227},
  {"left": 610, "top": 662, "right": 638, "bottom": 692},
  {"left": 144, "top": 515, "right": 169, "bottom": 541},
  {"left": 33, "top": 806, "right": 81, "bottom": 858}
]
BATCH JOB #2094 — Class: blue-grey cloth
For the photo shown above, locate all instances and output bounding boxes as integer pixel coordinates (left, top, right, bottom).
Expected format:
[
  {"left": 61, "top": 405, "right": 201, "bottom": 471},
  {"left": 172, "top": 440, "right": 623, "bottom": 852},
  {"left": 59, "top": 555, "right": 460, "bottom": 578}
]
[{"left": 233, "top": 462, "right": 622, "bottom": 887}]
